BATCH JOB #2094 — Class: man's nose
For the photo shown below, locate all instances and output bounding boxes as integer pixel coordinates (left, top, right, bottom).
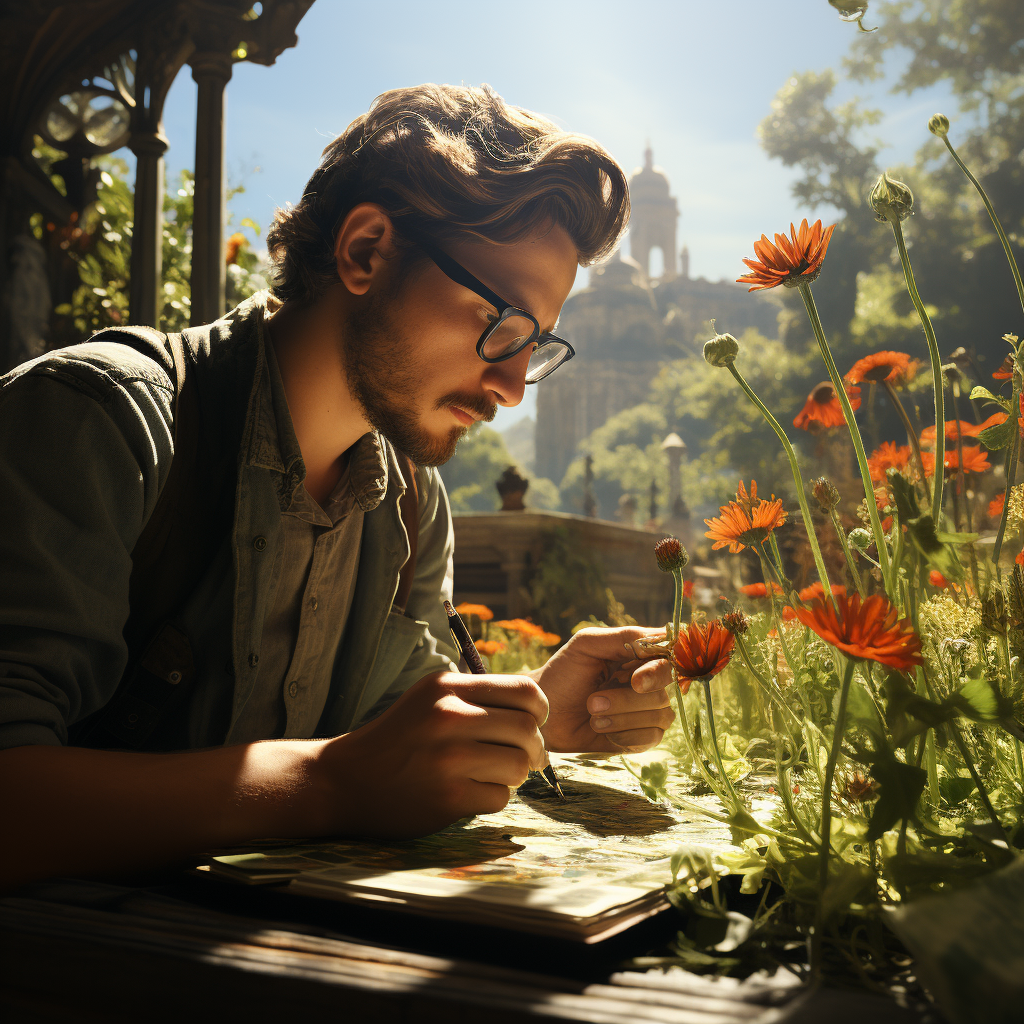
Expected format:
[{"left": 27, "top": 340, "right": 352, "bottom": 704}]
[{"left": 481, "top": 347, "right": 531, "bottom": 408}]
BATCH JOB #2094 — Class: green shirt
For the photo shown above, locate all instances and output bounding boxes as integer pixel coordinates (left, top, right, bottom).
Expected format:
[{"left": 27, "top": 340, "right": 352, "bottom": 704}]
[{"left": 0, "top": 292, "right": 458, "bottom": 751}]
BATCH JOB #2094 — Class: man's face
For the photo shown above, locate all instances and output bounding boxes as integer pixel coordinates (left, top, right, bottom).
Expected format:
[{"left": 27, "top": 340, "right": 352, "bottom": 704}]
[{"left": 342, "top": 223, "right": 578, "bottom": 466}]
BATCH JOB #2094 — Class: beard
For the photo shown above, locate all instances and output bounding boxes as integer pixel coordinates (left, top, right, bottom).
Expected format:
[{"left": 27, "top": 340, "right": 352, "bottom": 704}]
[{"left": 342, "top": 287, "right": 497, "bottom": 466}]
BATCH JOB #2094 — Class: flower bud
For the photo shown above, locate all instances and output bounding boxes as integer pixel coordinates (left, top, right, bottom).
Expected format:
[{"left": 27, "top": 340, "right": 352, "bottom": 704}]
[
  {"left": 811, "top": 477, "right": 841, "bottom": 513},
  {"left": 869, "top": 172, "right": 914, "bottom": 223},
  {"left": 703, "top": 331, "right": 739, "bottom": 368},
  {"left": 848, "top": 527, "right": 872, "bottom": 551},
  {"left": 828, "top": 0, "right": 867, "bottom": 19},
  {"left": 654, "top": 536, "right": 689, "bottom": 572},
  {"left": 928, "top": 113, "right": 949, "bottom": 137},
  {"left": 721, "top": 611, "right": 749, "bottom": 636}
]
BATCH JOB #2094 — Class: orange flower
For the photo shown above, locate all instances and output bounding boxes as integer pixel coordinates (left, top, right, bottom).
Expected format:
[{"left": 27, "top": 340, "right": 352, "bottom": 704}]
[
  {"left": 943, "top": 445, "right": 990, "bottom": 475},
  {"left": 920, "top": 412, "right": 1007, "bottom": 445},
  {"left": 990, "top": 492, "right": 1006, "bottom": 518},
  {"left": 704, "top": 480, "right": 788, "bottom": 553},
  {"left": 993, "top": 354, "right": 1014, "bottom": 380},
  {"left": 456, "top": 602, "right": 494, "bottom": 622},
  {"left": 739, "top": 582, "right": 784, "bottom": 598},
  {"left": 224, "top": 231, "right": 246, "bottom": 266},
  {"left": 474, "top": 640, "right": 505, "bottom": 656},
  {"left": 790, "top": 593, "right": 923, "bottom": 671},
  {"left": 782, "top": 582, "right": 846, "bottom": 620},
  {"left": 1017, "top": 551, "right": 1024, "bottom": 567},
  {"left": 867, "top": 442, "right": 912, "bottom": 483},
  {"left": 493, "top": 618, "right": 545, "bottom": 638},
  {"left": 683, "top": 579, "right": 695, "bottom": 598},
  {"left": 537, "top": 631, "right": 562, "bottom": 647},
  {"left": 793, "top": 381, "right": 861, "bottom": 432},
  {"left": 845, "top": 351, "right": 919, "bottom": 389},
  {"left": 929, "top": 571, "right": 949, "bottom": 588},
  {"left": 672, "top": 620, "right": 735, "bottom": 694},
  {"left": 736, "top": 219, "right": 836, "bottom": 291}
]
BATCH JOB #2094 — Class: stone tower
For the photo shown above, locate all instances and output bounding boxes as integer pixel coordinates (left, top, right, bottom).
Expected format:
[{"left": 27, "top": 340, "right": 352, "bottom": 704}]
[{"left": 629, "top": 146, "right": 678, "bottom": 281}]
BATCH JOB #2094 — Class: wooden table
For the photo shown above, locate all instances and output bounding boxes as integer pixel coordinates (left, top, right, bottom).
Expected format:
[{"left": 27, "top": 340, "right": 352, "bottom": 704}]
[{"left": 0, "top": 876, "right": 927, "bottom": 1023}]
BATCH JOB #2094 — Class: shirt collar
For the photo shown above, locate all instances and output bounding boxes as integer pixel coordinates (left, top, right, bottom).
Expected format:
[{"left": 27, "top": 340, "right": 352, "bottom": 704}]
[{"left": 244, "top": 291, "right": 389, "bottom": 514}]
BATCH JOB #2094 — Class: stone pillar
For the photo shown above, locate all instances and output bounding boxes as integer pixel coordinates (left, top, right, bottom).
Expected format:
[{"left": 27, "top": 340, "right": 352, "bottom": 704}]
[
  {"left": 128, "top": 130, "right": 168, "bottom": 327},
  {"left": 190, "top": 50, "right": 233, "bottom": 326}
]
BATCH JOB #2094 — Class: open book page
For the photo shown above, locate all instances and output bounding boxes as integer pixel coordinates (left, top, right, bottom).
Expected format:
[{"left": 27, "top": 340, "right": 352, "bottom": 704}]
[{"left": 207, "top": 753, "right": 743, "bottom": 941}]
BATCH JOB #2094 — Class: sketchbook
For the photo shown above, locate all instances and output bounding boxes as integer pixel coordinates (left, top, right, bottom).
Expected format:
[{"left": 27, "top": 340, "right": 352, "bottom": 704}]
[{"left": 204, "top": 754, "right": 740, "bottom": 943}]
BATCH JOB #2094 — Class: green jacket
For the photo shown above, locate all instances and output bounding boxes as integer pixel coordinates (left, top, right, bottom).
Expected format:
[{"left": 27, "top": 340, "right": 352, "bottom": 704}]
[{"left": 0, "top": 294, "right": 458, "bottom": 751}]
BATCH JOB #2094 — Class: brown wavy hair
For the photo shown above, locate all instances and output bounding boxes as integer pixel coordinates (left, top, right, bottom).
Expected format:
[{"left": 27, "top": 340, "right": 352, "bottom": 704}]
[{"left": 265, "top": 83, "right": 629, "bottom": 305}]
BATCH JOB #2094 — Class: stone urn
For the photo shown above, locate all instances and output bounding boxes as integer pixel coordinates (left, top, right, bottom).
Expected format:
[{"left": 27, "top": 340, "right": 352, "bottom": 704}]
[{"left": 496, "top": 465, "right": 529, "bottom": 511}]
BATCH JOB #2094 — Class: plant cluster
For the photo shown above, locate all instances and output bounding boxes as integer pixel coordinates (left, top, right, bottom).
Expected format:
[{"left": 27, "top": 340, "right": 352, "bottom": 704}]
[{"left": 623, "top": 110, "right": 1024, "bottom": 988}]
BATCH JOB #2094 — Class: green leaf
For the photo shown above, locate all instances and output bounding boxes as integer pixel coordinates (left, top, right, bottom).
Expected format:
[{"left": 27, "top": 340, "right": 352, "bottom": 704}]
[
  {"left": 969, "top": 385, "right": 1011, "bottom": 410},
  {"left": 905, "top": 514, "right": 965, "bottom": 581},
  {"left": 953, "top": 670, "right": 1000, "bottom": 722},
  {"left": 865, "top": 757, "right": 927, "bottom": 840},
  {"left": 978, "top": 415, "right": 1016, "bottom": 451},
  {"left": 843, "top": 679, "right": 889, "bottom": 754},
  {"left": 889, "top": 472, "right": 920, "bottom": 523}
]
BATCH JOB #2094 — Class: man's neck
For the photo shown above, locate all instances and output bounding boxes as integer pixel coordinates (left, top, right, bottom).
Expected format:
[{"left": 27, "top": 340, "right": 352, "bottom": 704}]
[{"left": 265, "top": 291, "right": 371, "bottom": 504}]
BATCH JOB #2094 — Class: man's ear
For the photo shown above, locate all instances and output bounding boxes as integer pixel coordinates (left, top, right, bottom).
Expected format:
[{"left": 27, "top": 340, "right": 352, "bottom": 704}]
[{"left": 333, "top": 203, "right": 397, "bottom": 296}]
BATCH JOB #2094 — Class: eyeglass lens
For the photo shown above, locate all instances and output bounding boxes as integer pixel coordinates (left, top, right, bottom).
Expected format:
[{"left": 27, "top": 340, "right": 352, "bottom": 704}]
[
  {"left": 480, "top": 312, "right": 536, "bottom": 360},
  {"left": 525, "top": 342, "right": 570, "bottom": 383}
]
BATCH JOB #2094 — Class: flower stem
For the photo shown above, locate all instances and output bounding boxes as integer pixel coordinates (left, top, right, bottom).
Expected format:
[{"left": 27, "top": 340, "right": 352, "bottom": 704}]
[
  {"left": 993, "top": 377, "right": 1021, "bottom": 564},
  {"left": 887, "top": 218, "right": 945, "bottom": 526},
  {"left": 726, "top": 362, "right": 834, "bottom": 598},
  {"left": 735, "top": 634, "right": 803, "bottom": 736},
  {"left": 951, "top": 722, "right": 1004, "bottom": 837},
  {"left": 941, "top": 135, "right": 1024, "bottom": 319},
  {"left": 670, "top": 569, "right": 684, "bottom": 642},
  {"left": 812, "top": 657, "right": 856, "bottom": 976},
  {"left": 701, "top": 678, "right": 738, "bottom": 803},
  {"left": 671, "top": 680, "right": 728, "bottom": 803},
  {"left": 798, "top": 284, "right": 892, "bottom": 583},
  {"left": 882, "top": 378, "right": 933, "bottom": 506},
  {"left": 829, "top": 508, "right": 865, "bottom": 597}
]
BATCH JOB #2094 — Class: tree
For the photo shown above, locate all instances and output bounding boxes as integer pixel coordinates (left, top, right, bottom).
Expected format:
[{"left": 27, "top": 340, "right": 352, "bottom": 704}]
[
  {"left": 33, "top": 143, "right": 264, "bottom": 347},
  {"left": 760, "top": 1, "right": 1024, "bottom": 380}
]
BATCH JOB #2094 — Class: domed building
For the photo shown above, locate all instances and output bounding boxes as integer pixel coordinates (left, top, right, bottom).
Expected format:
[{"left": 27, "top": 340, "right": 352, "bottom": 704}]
[
  {"left": 534, "top": 147, "right": 780, "bottom": 493},
  {"left": 534, "top": 250, "right": 664, "bottom": 484},
  {"left": 628, "top": 146, "right": 678, "bottom": 280}
]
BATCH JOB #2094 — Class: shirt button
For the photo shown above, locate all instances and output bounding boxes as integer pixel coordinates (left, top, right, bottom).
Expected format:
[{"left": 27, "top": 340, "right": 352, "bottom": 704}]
[
  {"left": 311, "top": 597, "right": 319, "bottom": 611},
  {"left": 288, "top": 681, "right": 299, "bottom": 698},
  {"left": 248, "top": 653, "right": 259, "bottom": 667},
  {"left": 253, "top": 536, "right": 267, "bottom": 551}
]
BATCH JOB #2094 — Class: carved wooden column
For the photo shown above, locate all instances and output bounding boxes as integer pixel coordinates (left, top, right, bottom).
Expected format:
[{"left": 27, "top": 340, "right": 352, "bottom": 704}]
[
  {"left": 189, "top": 50, "right": 232, "bottom": 325},
  {"left": 128, "top": 35, "right": 190, "bottom": 328}
]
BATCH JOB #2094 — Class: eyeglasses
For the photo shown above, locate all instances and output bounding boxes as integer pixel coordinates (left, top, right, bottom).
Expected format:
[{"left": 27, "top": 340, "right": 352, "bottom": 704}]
[{"left": 406, "top": 231, "right": 575, "bottom": 384}]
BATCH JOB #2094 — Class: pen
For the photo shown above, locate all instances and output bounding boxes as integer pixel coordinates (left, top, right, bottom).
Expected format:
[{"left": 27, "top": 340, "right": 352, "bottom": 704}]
[{"left": 443, "top": 600, "right": 566, "bottom": 800}]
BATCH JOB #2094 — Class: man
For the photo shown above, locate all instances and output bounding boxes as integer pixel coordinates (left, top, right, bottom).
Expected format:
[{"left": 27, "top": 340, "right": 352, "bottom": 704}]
[{"left": 0, "top": 84, "right": 674, "bottom": 885}]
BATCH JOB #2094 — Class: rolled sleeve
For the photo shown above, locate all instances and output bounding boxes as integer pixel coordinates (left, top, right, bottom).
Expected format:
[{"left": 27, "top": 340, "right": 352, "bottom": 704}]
[{"left": 0, "top": 356, "right": 174, "bottom": 748}]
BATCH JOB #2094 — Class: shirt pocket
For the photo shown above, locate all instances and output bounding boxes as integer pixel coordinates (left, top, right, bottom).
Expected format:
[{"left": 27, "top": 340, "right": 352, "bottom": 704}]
[{"left": 354, "top": 611, "right": 429, "bottom": 724}]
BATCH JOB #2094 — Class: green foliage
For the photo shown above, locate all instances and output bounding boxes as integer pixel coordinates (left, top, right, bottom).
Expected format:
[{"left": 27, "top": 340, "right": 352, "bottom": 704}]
[
  {"left": 43, "top": 148, "right": 265, "bottom": 344},
  {"left": 561, "top": 330, "right": 819, "bottom": 517},
  {"left": 438, "top": 423, "right": 512, "bottom": 512},
  {"left": 528, "top": 526, "right": 619, "bottom": 633},
  {"left": 440, "top": 422, "right": 560, "bottom": 512}
]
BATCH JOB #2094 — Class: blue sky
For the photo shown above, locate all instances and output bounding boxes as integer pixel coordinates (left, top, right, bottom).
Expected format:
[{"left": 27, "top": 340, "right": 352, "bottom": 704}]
[{"left": 155, "top": 0, "right": 954, "bottom": 429}]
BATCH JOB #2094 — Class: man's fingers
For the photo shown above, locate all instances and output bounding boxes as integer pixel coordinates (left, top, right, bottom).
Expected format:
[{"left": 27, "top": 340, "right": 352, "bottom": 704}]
[
  {"left": 445, "top": 675, "right": 549, "bottom": 725},
  {"left": 630, "top": 658, "right": 673, "bottom": 694},
  {"left": 569, "top": 625, "right": 666, "bottom": 665},
  {"left": 587, "top": 684, "right": 670, "bottom": 718},
  {"left": 460, "top": 705, "right": 546, "bottom": 771},
  {"left": 588, "top": 706, "right": 675, "bottom": 740}
]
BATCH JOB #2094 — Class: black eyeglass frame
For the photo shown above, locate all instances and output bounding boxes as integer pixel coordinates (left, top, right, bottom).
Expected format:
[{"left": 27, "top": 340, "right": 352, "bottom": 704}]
[{"left": 403, "top": 230, "right": 575, "bottom": 383}]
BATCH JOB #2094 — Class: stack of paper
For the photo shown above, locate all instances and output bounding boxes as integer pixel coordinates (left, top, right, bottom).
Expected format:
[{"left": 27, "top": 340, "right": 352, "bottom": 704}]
[{"left": 207, "top": 754, "right": 739, "bottom": 943}]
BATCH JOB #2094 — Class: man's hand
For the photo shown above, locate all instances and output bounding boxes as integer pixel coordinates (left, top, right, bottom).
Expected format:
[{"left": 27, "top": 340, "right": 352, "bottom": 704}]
[
  {"left": 533, "top": 626, "right": 673, "bottom": 754},
  {"left": 316, "top": 670, "right": 548, "bottom": 839}
]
